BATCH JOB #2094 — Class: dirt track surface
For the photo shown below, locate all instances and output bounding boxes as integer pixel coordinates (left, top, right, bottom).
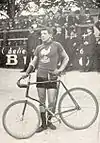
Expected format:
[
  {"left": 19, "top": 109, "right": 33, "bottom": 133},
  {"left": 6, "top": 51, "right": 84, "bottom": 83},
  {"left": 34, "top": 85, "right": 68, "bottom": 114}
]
[{"left": 0, "top": 68, "right": 100, "bottom": 143}]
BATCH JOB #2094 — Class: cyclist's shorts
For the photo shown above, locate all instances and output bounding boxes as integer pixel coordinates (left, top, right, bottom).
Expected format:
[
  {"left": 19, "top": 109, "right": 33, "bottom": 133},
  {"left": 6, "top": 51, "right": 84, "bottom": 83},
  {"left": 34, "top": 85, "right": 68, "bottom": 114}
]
[{"left": 36, "top": 77, "right": 57, "bottom": 89}]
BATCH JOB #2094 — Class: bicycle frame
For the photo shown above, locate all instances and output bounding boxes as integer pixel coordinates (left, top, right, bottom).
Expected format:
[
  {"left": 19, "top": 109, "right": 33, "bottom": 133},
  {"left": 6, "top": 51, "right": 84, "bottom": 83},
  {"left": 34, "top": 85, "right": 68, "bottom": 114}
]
[{"left": 18, "top": 75, "right": 81, "bottom": 123}]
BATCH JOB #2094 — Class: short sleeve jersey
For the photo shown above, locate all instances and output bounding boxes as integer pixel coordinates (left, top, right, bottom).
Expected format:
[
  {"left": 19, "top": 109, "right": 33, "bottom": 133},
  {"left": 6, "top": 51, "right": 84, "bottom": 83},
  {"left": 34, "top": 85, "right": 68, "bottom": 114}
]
[{"left": 33, "top": 41, "right": 65, "bottom": 77}]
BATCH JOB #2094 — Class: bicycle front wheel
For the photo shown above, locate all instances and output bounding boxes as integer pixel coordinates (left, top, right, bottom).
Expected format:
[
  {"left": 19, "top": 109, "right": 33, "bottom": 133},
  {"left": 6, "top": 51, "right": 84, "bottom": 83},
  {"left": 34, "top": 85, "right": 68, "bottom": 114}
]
[
  {"left": 58, "top": 88, "right": 99, "bottom": 130},
  {"left": 2, "top": 100, "right": 40, "bottom": 139}
]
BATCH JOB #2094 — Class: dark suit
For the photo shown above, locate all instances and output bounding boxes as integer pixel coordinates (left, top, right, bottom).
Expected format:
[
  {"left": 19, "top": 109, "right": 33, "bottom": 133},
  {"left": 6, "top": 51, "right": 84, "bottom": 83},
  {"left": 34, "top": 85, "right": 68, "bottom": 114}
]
[
  {"left": 65, "top": 35, "right": 83, "bottom": 70},
  {"left": 95, "top": 20, "right": 100, "bottom": 31},
  {"left": 54, "top": 28, "right": 65, "bottom": 49},
  {"left": 82, "top": 33, "right": 96, "bottom": 71},
  {"left": 23, "top": 31, "right": 41, "bottom": 71}
]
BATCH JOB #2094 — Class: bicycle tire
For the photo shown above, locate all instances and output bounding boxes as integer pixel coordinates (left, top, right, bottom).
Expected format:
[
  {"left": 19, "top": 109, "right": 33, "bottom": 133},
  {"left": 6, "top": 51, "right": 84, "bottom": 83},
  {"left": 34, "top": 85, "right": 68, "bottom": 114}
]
[
  {"left": 2, "top": 100, "right": 40, "bottom": 139},
  {"left": 58, "top": 87, "right": 99, "bottom": 130}
]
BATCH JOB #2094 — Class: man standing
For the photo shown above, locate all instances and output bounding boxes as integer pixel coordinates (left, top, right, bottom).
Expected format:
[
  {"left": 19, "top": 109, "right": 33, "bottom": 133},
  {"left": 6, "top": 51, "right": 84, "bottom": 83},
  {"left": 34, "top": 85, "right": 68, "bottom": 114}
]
[
  {"left": 82, "top": 27, "right": 96, "bottom": 71},
  {"left": 21, "top": 25, "right": 41, "bottom": 72},
  {"left": 22, "top": 27, "right": 69, "bottom": 132}
]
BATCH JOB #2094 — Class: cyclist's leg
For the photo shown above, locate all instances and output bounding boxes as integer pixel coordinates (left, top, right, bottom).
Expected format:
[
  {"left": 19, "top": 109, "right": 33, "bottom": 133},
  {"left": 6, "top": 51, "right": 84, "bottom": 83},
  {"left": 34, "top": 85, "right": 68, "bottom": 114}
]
[
  {"left": 36, "top": 87, "right": 47, "bottom": 132},
  {"left": 47, "top": 88, "right": 58, "bottom": 129},
  {"left": 47, "top": 88, "right": 57, "bottom": 114}
]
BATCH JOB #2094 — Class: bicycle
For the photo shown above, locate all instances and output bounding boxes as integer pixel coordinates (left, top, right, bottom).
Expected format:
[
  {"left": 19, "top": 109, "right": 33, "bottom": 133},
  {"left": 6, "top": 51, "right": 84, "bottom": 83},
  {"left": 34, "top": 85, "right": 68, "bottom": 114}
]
[{"left": 2, "top": 73, "right": 99, "bottom": 139}]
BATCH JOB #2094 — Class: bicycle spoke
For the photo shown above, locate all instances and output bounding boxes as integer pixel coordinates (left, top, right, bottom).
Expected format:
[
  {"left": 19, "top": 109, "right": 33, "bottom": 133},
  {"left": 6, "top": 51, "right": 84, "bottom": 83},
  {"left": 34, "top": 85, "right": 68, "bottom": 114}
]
[
  {"left": 58, "top": 88, "right": 99, "bottom": 130},
  {"left": 2, "top": 100, "right": 40, "bottom": 139}
]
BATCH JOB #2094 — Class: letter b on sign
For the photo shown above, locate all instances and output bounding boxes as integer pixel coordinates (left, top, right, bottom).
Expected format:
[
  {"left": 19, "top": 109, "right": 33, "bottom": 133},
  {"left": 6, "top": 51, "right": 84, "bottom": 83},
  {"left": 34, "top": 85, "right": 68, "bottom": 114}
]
[{"left": 6, "top": 55, "right": 18, "bottom": 65}]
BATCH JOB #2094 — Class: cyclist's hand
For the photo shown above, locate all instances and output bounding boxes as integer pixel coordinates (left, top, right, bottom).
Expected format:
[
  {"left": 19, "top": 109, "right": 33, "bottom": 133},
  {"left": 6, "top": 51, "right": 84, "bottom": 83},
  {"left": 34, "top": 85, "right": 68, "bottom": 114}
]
[
  {"left": 52, "top": 69, "right": 61, "bottom": 76},
  {"left": 21, "top": 73, "right": 29, "bottom": 79}
]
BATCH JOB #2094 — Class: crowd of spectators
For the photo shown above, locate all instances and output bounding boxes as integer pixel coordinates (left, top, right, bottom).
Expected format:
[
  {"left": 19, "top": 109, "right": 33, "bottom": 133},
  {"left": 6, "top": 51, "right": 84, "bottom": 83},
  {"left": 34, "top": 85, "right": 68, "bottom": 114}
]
[{"left": 0, "top": 8, "right": 100, "bottom": 71}]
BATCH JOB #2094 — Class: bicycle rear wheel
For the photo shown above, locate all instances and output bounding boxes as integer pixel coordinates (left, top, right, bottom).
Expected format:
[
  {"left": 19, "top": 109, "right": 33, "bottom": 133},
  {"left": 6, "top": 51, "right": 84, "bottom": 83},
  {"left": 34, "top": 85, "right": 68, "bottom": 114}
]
[
  {"left": 2, "top": 100, "right": 40, "bottom": 139},
  {"left": 58, "top": 87, "right": 99, "bottom": 130}
]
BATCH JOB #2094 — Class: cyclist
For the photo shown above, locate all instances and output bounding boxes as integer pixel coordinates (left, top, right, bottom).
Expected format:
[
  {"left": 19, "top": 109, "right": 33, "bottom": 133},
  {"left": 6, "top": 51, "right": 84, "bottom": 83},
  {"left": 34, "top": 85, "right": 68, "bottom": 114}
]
[{"left": 22, "top": 27, "right": 69, "bottom": 133}]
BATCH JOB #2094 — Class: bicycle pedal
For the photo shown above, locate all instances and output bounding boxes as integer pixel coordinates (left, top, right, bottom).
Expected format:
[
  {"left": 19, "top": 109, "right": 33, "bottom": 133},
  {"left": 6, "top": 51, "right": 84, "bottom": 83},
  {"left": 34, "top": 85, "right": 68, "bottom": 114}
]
[{"left": 50, "top": 115, "right": 61, "bottom": 124}]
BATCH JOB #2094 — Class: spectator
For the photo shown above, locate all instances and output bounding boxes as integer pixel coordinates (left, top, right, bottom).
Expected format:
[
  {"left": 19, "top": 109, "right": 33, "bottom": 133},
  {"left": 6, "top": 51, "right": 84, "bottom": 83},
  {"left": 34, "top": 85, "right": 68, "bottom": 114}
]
[
  {"left": 36, "top": 16, "right": 44, "bottom": 28},
  {"left": 0, "top": 20, "right": 9, "bottom": 67},
  {"left": 81, "top": 27, "right": 96, "bottom": 71},
  {"left": 65, "top": 28, "right": 79, "bottom": 70},
  {"left": 95, "top": 13, "right": 100, "bottom": 32},
  {"left": 67, "top": 15, "right": 75, "bottom": 36},
  {"left": 46, "top": 11, "right": 56, "bottom": 27},
  {"left": 55, "top": 10, "right": 66, "bottom": 27},
  {"left": 84, "top": 9, "right": 94, "bottom": 24},
  {"left": 54, "top": 26, "right": 65, "bottom": 49},
  {"left": 21, "top": 25, "right": 41, "bottom": 72},
  {"left": 74, "top": 10, "right": 82, "bottom": 36},
  {"left": 95, "top": 14, "right": 100, "bottom": 71},
  {"left": 74, "top": 10, "right": 81, "bottom": 25}
]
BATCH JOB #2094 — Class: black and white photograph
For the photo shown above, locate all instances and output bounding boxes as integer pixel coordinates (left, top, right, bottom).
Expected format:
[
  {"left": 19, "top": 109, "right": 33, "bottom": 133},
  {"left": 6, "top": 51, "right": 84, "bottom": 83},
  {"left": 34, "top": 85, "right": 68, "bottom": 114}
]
[{"left": 0, "top": 0, "right": 100, "bottom": 142}]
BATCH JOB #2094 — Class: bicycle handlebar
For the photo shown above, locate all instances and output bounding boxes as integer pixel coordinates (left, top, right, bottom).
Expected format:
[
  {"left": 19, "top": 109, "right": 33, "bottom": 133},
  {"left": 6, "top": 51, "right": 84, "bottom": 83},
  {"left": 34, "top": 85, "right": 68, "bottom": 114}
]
[
  {"left": 17, "top": 71, "right": 65, "bottom": 88},
  {"left": 17, "top": 74, "right": 31, "bottom": 88}
]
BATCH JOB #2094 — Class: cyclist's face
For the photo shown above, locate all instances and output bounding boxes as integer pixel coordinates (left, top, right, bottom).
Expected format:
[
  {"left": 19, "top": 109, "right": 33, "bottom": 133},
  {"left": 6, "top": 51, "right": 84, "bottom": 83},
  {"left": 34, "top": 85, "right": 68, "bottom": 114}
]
[{"left": 41, "top": 30, "right": 52, "bottom": 42}]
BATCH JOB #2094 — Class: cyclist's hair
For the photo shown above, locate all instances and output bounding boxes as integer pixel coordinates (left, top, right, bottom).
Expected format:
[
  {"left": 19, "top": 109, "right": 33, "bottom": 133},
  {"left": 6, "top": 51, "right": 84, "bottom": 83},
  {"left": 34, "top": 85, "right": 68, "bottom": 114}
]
[{"left": 41, "top": 27, "right": 53, "bottom": 35}]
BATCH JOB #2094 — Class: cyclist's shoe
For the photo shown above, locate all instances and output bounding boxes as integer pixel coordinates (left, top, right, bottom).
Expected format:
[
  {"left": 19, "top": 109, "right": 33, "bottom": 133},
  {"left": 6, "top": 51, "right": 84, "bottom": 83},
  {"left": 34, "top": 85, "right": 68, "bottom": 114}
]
[
  {"left": 36, "top": 125, "right": 47, "bottom": 133},
  {"left": 47, "top": 121, "right": 56, "bottom": 130}
]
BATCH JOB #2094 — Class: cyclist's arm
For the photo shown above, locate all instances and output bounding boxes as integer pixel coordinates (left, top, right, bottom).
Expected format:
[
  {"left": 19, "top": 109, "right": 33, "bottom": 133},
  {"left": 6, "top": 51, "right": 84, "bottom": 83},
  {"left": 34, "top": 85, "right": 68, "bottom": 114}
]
[
  {"left": 26, "top": 56, "right": 38, "bottom": 75},
  {"left": 53, "top": 50, "right": 69, "bottom": 76},
  {"left": 58, "top": 50, "right": 69, "bottom": 73}
]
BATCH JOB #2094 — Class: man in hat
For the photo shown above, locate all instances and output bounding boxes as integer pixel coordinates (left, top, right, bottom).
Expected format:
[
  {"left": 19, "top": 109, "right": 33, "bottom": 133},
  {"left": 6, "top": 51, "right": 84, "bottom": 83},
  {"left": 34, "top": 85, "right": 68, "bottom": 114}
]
[{"left": 21, "top": 24, "right": 41, "bottom": 72}]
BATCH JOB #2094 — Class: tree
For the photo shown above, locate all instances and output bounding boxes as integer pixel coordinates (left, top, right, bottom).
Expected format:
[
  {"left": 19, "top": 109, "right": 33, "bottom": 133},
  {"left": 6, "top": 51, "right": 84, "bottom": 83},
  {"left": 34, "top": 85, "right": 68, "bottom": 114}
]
[
  {"left": 0, "top": 0, "right": 32, "bottom": 27},
  {"left": 0, "top": 0, "right": 98, "bottom": 22},
  {"left": 0, "top": 0, "right": 17, "bottom": 21},
  {"left": 40, "top": 0, "right": 97, "bottom": 9},
  {"left": 73, "top": 0, "right": 99, "bottom": 9}
]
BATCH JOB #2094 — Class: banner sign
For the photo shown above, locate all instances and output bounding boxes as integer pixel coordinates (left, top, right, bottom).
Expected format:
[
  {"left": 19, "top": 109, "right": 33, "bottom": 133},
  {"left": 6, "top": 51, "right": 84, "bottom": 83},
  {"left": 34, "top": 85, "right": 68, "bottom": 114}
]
[{"left": 0, "top": 45, "right": 28, "bottom": 68}]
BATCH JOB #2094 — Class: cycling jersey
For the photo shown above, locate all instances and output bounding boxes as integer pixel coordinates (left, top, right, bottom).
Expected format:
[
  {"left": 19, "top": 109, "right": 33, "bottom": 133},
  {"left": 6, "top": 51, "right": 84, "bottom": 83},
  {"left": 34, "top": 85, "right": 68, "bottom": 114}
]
[{"left": 33, "top": 40, "right": 66, "bottom": 77}]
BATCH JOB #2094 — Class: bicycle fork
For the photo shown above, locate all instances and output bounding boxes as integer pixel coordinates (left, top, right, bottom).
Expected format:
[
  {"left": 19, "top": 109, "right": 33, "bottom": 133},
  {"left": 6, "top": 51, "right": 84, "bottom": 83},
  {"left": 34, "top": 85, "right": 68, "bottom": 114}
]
[
  {"left": 20, "top": 100, "right": 28, "bottom": 121},
  {"left": 20, "top": 81, "right": 30, "bottom": 121}
]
